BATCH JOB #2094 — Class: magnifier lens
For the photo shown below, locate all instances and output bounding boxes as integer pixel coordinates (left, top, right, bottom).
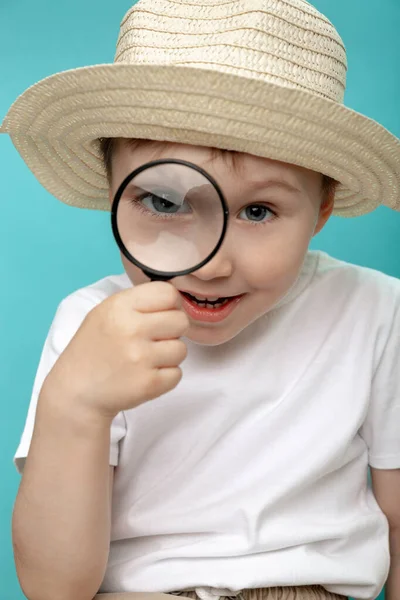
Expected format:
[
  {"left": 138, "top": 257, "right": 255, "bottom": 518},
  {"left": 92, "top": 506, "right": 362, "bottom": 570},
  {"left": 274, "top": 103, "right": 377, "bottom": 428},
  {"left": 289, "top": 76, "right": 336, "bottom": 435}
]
[{"left": 114, "top": 162, "right": 226, "bottom": 275}]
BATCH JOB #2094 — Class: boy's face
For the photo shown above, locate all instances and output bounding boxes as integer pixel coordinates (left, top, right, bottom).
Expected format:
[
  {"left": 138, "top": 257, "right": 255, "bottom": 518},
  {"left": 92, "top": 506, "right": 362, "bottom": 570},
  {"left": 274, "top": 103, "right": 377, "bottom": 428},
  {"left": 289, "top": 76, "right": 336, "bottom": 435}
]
[{"left": 109, "top": 141, "right": 334, "bottom": 346}]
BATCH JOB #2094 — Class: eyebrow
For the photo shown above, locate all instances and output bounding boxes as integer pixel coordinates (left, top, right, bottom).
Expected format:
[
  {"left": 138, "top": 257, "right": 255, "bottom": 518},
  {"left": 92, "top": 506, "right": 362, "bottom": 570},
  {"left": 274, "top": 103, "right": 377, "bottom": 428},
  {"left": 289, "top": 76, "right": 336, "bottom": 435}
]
[{"left": 249, "top": 178, "right": 303, "bottom": 196}]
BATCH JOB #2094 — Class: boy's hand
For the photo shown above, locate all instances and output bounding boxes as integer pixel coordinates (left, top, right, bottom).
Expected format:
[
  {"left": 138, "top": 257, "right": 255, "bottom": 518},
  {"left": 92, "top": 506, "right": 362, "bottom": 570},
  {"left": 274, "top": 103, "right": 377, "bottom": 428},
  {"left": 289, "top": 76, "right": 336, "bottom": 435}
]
[{"left": 40, "top": 282, "right": 190, "bottom": 420}]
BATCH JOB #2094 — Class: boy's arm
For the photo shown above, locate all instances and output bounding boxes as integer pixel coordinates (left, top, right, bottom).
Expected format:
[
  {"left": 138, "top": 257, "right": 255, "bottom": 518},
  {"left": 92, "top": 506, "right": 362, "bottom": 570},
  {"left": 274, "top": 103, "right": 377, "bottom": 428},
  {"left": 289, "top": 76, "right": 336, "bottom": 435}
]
[
  {"left": 370, "top": 468, "right": 400, "bottom": 600},
  {"left": 12, "top": 392, "right": 114, "bottom": 600}
]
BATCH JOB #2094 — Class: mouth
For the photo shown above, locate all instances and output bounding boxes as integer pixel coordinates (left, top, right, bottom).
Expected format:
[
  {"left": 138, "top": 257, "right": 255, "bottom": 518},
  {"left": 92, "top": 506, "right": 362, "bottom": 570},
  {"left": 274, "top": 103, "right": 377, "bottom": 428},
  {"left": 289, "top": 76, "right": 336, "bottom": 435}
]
[{"left": 179, "top": 291, "right": 245, "bottom": 323}]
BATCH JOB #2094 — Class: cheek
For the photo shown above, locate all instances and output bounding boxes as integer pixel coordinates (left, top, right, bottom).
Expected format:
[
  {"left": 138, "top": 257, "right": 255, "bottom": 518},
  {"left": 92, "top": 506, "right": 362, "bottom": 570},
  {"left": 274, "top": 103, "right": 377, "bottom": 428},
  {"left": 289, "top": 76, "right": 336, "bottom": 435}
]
[
  {"left": 121, "top": 256, "right": 150, "bottom": 286},
  {"left": 235, "top": 222, "right": 313, "bottom": 291}
]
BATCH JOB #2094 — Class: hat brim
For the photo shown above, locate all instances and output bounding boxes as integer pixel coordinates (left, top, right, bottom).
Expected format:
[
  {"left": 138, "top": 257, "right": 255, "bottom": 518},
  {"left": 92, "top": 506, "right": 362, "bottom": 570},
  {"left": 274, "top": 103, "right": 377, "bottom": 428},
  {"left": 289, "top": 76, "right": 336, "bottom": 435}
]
[{"left": 1, "top": 63, "right": 399, "bottom": 216}]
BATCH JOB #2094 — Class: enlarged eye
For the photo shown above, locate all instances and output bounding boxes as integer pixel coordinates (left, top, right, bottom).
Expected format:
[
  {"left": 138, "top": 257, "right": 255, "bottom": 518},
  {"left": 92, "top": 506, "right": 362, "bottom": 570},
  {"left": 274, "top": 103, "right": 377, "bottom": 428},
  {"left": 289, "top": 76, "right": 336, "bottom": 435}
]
[
  {"left": 239, "top": 205, "right": 275, "bottom": 223},
  {"left": 139, "top": 191, "right": 191, "bottom": 215}
]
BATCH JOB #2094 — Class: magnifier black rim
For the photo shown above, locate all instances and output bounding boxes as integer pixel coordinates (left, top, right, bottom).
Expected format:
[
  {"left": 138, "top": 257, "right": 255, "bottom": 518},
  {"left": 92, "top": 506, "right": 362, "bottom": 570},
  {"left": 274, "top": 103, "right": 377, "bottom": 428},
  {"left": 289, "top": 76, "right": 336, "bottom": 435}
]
[{"left": 111, "top": 158, "right": 229, "bottom": 280}]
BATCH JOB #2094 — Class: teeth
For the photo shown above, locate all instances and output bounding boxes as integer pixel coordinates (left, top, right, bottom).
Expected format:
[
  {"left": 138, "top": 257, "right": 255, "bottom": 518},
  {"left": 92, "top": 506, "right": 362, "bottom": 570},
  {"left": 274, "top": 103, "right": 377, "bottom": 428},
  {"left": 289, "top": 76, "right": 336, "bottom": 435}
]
[
  {"left": 188, "top": 294, "right": 230, "bottom": 309},
  {"left": 195, "top": 300, "right": 230, "bottom": 309}
]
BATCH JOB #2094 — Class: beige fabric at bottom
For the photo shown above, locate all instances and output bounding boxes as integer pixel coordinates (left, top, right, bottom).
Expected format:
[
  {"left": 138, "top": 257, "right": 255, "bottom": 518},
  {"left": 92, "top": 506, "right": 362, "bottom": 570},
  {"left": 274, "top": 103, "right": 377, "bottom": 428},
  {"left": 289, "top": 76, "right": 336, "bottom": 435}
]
[
  {"left": 171, "top": 587, "right": 346, "bottom": 600},
  {"left": 94, "top": 586, "right": 347, "bottom": 600}
]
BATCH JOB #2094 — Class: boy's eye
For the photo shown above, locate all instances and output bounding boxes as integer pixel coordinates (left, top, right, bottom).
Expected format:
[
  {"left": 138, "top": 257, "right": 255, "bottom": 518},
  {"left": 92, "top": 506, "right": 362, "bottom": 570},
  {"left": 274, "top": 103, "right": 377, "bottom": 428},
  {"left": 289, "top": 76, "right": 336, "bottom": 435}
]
[
  {"left": 137, "top": 191, "right": 191, "bottom": 215},
  {"left": 239, "top": 205, "right": 275, "bottom": 223},
  {"left": 143, "top": 193, "right": 180, "bottom": 214}
]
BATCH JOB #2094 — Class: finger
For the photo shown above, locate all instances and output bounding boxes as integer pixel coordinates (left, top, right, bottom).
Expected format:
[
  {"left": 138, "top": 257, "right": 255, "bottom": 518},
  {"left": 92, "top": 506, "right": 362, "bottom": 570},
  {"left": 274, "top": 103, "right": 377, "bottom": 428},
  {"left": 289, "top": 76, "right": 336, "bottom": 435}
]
[
  {"left": 145, "top": 367, "right": 183, "bottom": 400},
  {"left": 141, "top": 310, "right": 190, "bottom": 340},
  {"left": 124, "top": 282, "right": 182, "bottom": 313},
  {"left": 150, "top": 339, "right": 188, "bottom": 368}
]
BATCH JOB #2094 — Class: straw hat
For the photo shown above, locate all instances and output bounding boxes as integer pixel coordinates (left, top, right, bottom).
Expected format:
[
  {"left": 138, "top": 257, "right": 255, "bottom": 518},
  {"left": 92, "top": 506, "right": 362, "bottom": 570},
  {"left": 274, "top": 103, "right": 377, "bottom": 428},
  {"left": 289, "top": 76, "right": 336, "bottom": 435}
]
[{"left": 1, "top": 0, "right": 399, "bottom": 216}]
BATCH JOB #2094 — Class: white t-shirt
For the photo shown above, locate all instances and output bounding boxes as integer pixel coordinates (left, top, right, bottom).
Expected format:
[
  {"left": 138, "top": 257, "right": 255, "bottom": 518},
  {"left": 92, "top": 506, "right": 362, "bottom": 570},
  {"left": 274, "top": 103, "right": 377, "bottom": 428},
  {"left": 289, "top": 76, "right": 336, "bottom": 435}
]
[{"left": 14, "top": 251, "right": 400, "bottom": 600}]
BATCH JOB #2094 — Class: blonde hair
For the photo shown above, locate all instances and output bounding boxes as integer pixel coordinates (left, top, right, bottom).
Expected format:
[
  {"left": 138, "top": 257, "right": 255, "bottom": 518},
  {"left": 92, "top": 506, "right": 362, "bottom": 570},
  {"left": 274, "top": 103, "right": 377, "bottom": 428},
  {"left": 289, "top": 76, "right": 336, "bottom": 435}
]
[{"left": 99, "top": 137, "right": 337, "bottom": 204}]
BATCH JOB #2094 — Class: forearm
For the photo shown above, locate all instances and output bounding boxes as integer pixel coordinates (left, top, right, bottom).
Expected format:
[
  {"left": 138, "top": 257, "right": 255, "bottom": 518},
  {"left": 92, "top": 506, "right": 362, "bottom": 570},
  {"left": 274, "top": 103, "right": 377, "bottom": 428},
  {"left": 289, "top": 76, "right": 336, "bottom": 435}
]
[
  {"left": 12, "top": 392, "right": 113, "bottom": 600},
  {"left": 386, "top": 529, "right": 400, "bottom": 600},
  {"left": 386, "top": 557, "right": 400, "bottom": 600}
]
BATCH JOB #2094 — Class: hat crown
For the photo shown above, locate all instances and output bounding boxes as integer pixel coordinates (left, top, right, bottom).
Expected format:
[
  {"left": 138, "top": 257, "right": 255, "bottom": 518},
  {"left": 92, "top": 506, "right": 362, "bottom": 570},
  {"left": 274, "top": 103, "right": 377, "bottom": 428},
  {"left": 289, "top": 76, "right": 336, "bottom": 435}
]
[{"left": 115, "top": 0, "right": 347, "bottom": 103}]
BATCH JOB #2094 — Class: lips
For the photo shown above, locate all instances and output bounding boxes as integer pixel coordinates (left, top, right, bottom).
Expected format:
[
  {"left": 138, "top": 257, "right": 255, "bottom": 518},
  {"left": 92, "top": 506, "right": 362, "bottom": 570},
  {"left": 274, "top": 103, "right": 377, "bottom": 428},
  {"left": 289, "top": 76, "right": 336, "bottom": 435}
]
[{"left": 179, "top": 291, "right": 245, "bottom": 323}]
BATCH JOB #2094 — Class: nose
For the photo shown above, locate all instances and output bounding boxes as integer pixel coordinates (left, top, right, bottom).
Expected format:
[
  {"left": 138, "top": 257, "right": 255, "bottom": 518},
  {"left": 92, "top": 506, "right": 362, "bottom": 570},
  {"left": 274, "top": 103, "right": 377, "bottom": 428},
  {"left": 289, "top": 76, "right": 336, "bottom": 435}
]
[{"left": 193, "top": 239, "right": 234, "bottom": 281}]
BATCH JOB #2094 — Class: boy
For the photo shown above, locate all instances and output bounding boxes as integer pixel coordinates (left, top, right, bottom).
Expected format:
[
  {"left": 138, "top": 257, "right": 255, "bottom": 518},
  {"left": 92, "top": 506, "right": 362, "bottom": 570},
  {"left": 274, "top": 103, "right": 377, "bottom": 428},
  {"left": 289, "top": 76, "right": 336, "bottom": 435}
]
[{"left": 1, "top": 1, "right": 399, "bottom": 600}]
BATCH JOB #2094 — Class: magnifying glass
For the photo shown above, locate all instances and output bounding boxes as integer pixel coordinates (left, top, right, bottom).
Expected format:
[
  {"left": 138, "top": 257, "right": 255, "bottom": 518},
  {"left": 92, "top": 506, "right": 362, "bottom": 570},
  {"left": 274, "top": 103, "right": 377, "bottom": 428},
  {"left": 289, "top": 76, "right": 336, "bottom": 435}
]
[{"left": 111, "top": 159, "right": 229, "bottom": 281}]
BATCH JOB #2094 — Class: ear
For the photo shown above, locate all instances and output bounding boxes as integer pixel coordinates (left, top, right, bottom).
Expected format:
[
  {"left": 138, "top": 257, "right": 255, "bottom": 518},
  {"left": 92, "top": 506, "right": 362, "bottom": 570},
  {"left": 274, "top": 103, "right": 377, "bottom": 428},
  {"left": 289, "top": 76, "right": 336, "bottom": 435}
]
[{"left": 313, "top": 188, "right": 336, "bottom": 236}]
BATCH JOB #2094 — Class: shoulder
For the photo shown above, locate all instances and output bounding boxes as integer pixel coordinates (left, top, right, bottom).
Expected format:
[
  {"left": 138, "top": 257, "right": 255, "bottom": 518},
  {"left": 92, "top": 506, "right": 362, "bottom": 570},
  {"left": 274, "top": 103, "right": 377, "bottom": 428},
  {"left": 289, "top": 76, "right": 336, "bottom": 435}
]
[
  {"left": 58, "top": 272, "right": 132, "bottom": 316},
  {"left": 285, "top": 252, "right": 400, "bottom": 364},
  {"left": 48, "top": 273, "right": 132, "bottom": 353},
  {"left": 310, "top": 251, "right": 400, "bottom": 309},
  {"left": 305, "top": 252, "right": 400, "bottom": 354}
]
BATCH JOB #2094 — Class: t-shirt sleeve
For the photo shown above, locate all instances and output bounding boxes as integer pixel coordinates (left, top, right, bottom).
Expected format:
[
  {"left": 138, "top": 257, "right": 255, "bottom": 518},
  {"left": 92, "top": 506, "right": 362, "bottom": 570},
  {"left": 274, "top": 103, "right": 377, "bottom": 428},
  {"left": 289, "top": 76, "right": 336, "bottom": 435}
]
[
  {"left": 14, "top": 292, "right": 127, "bottom": 474},
  {"left": 359, "top": 289, "right": 400, "bottom": 470}
]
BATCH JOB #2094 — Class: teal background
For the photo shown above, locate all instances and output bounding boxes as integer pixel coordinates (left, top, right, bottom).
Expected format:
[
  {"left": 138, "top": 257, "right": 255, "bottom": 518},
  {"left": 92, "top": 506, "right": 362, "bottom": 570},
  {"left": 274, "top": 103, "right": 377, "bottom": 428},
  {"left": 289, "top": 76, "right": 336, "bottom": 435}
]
[{"left": 1, "top": 1, "right": 399, "bottom": 598}]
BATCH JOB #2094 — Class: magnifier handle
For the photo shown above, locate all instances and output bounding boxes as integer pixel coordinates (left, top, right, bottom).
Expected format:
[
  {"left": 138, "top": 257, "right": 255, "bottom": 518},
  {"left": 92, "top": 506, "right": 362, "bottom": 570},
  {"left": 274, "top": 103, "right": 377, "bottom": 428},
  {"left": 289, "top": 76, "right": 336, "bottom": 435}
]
[{"left": 143, "top": 270, "right": 171, "bottom": 283}]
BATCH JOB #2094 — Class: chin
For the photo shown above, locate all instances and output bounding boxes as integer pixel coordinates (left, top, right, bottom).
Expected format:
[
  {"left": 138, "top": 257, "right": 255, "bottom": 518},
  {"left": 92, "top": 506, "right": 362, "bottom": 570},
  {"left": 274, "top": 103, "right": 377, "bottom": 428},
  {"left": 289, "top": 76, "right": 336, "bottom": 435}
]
[{"left": 185, "top": 323, "right": 245, "bottom": 346}]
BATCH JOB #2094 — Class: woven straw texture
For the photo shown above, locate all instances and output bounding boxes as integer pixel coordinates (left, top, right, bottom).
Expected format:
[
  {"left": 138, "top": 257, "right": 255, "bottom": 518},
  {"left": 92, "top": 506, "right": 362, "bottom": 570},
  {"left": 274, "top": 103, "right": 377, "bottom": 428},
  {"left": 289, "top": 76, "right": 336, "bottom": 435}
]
[{"left": 1, "top": 0, "right": 399, "bottom": 216}]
